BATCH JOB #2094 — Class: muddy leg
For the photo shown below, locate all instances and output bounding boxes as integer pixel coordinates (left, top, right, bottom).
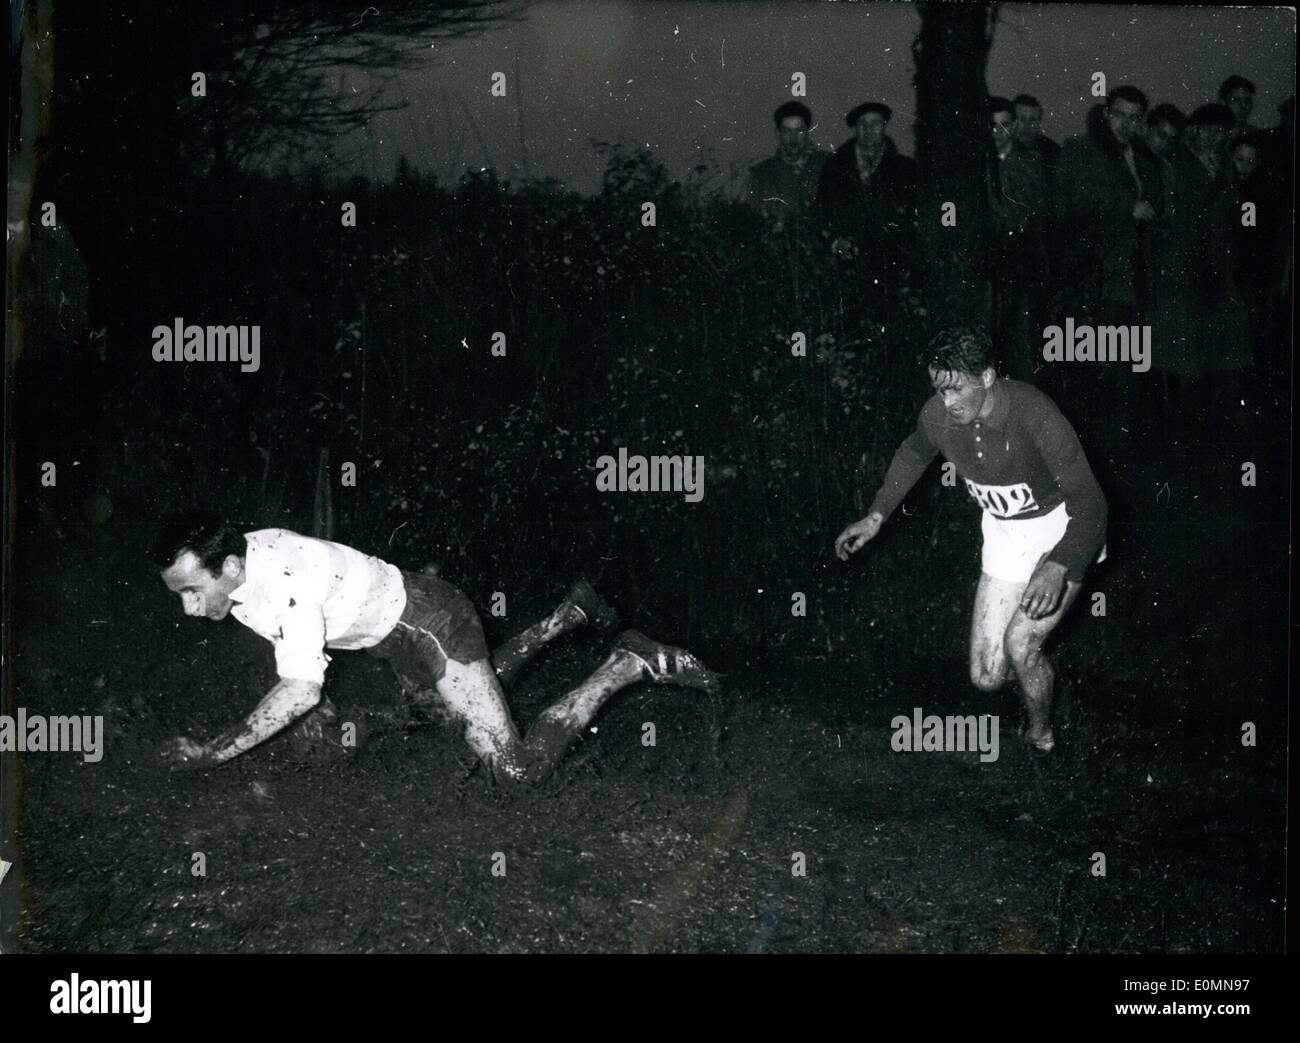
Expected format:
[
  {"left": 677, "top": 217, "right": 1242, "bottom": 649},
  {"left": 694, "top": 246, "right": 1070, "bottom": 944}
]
[
  {"left": 969, "top": 572, "right": 1022, "bottom": 692},
  {"left": 514, "top": 651, "right": 646, "bottom": 784},
  {"left": 436, "top": 659, "right": 527, "bottom": 772},
  {"left": 1003, "top": 580, "right": 1082, "bottom": 749},
  {"left": 438, "top": 650, "right": 648, "bottom": 786},
  {"left": 491, "top": 599, "right": 588, "bottom": 689}
]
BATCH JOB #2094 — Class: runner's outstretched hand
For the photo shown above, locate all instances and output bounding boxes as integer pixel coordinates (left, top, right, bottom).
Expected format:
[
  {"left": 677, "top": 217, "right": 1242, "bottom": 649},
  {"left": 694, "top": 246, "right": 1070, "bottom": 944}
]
[{"left": 835, "top": 512, "right": 884, "bottom": 560}]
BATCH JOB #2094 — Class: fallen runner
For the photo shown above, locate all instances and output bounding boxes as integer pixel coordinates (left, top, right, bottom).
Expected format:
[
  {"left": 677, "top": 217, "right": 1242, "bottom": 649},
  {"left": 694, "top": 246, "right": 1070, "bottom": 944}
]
[{"left": 154, "top": 513, "right": 719, "bottom": 784}]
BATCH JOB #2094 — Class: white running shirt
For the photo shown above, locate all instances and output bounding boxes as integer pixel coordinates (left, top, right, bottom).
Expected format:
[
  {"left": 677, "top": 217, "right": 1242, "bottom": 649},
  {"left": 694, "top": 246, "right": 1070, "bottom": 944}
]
[{"left": 228, "top": 529, "right": 406, "bottom": 683}]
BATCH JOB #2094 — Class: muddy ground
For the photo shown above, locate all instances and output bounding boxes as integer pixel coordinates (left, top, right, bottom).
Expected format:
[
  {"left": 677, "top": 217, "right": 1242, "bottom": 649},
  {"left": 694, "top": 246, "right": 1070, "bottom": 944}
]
[{"left": 8, "top": 426, "right": 1288, "bottom": 953}]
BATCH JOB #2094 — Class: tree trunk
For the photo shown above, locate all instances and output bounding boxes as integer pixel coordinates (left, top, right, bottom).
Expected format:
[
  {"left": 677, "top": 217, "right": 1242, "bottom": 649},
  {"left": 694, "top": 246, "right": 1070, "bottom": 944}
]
[{"left": 914, "top": 2, "right": 998, "bottom": 328}]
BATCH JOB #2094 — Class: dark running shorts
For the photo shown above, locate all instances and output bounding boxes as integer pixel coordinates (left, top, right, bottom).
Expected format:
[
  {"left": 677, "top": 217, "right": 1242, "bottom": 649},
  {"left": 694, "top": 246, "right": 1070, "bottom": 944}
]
[{"left": 365, "top": 570, "right": 490, "bottom": 686}]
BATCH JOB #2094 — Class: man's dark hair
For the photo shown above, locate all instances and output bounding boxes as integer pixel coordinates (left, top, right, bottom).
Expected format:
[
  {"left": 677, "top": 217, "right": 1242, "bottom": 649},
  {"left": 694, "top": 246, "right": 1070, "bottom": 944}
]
[
  {"left": 152, "top": 511, "right": 248, "bottom": 574},
  {"left": 1107, "top": 85, "right": 1150, "bottom": 113},
  {"left": 1148, "top": 103, "right": 1186, "bottom": 132},
  {"left": 1012, "top": 93, "right": 1041, "bottom": 111},
  {"left": 927, "top": 327, "right": 995, "bottom": 379},
  {"left": 1187, "top": 103, "right": 1235, "bottom": 129},
  {"left": 773, "top": 100, "right": 812, "bottom": 128},
  {"left": 1218, "top": 75, "right": 1256, "bottom": 100},
  {"left": 988, "top": 96, "right": 1014, "bottom": 119}
]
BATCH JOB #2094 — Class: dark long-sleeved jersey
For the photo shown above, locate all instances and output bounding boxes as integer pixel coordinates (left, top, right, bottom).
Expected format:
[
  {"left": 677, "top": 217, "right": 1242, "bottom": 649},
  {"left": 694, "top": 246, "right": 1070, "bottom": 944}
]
[{"left": 867, "top": 379, "right": 1107, "bottom": 580}]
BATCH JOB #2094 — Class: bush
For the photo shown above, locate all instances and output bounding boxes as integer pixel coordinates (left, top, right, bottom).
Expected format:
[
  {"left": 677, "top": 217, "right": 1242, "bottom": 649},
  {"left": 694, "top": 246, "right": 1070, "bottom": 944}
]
[{"left": 26, "top": 144, "right": 935, "bottom": 655}]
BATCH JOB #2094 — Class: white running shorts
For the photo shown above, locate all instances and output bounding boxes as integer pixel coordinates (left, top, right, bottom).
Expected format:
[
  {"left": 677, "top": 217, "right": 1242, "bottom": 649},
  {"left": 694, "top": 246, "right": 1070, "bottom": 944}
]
[{"left": 980, "top": 503, "right": 1107, "bottom": 584}]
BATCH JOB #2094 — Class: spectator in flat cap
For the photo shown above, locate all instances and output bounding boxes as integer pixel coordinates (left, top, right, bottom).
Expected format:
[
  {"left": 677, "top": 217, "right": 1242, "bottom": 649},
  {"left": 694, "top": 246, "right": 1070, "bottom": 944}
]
[
  {"left": 1183, "top": 105, "right": 1234, "bottom": 184},
  {"left": 815, "top": 100, "right": 917, "bottom": 324},
  {"left": 845, "top": 101, "right": 892, "bottom": 127},
  {"left": 745, "top": 100, "right": 830, "bottom": 230}
]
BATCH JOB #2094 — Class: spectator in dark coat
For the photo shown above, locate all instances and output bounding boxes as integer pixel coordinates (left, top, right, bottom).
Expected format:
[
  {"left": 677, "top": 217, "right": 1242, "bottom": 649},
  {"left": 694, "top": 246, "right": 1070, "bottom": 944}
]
[
  {"left": 1178, "top": 104, "right": 1253, "bottom": 420},
  {"left": 1012, "top": 94, "right": 1062, "bottom": 173},
  {"left": 1239, "top": 97, "right": 1294, "bottom": 392},
  {"left": 815, "top": 101, "right": 917, "bottom": 324},
  {"left": 1056, "top": 86, "right": 1162, "bottom": 321},
  {"left": 988, "top": 96, "right": 1050, "bottom": 380},
  {"left": 1229, "top": 131, "right": 1274, "bottom": 379},
  {"left": 1054, "top": 85, "right": 1163, "bottom": 453},
  {"left": 1011, "top": 93, "right": 1063, "bottom": 266},
  {"left": 1144, "top": 103, "right": 1186, "bottom": 164},
  {"left": 1145, "top": 104, "right": 1200, "bottom": 394},
  {"left": 745, "top": 100, "right": 830, "bottom": 231},
  {"left": 1218, "top": 74, "right": 1257, "bottom": 144}
]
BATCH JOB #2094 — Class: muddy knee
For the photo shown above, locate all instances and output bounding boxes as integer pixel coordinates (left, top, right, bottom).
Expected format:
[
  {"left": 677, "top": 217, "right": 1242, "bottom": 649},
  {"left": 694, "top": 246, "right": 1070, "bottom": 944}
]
[
  {"left": 1003, "top": 624, "right": 1043, "bottom": 673},
  {"left": 970, "top": 646, "right": 1009, "bottom": 691},
  {"left": 487, "top": 745, "right": 551, "bottom": 789},
  {"left": 487, "top": 753, "right": 541, "bottom": 789},
  {"left": 470, "top": 720, "right": 561, "bottom": 788},
  {"left": 970, "top": 663, "right": 1007, "bottom": 692}
]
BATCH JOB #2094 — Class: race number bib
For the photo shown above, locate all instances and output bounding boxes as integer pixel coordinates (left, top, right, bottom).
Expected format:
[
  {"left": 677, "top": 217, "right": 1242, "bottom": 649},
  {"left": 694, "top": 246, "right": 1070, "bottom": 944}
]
[{"left": 964, "top": 478, "right": 1039, "bottom": 518}]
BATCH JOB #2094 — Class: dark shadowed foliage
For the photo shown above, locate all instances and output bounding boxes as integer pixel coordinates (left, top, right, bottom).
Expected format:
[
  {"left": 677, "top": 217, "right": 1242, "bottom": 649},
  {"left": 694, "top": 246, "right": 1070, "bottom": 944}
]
[
  {"left": 14, "top": 143, "right": 933, "bottom": 658},
  {"left": 913, "top": 1, "right": 997, "bottom": 327}
]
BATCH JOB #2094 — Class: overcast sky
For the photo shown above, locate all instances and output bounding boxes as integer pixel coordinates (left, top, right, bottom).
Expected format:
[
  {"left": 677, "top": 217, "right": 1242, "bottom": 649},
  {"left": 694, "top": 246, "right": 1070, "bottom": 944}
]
[{"left": 337, "top": 2, "right": 1296, "bottom": 193}]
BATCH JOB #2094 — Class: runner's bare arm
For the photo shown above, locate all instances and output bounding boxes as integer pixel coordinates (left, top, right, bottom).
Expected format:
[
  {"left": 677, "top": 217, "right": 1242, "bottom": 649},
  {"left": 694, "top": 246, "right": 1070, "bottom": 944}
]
[
  {"left": 838, "top": 410, "right": 939, "bottom": 558},
  {"left": 163, "top": 678, "right": 322, "bottom": 767}
]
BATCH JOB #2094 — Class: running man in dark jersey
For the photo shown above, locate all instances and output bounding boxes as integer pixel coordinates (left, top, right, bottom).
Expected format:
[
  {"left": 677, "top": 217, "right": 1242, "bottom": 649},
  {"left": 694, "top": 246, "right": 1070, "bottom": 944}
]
[
  {"left": 154, "top": 513, "right": 719, "bottom": 784},
  {"left": 835, "top": 328, "right": 1107, "bottom": 753}
]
